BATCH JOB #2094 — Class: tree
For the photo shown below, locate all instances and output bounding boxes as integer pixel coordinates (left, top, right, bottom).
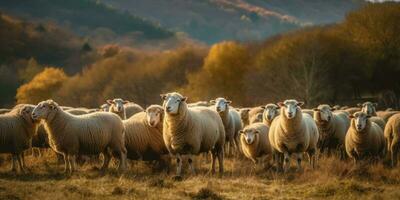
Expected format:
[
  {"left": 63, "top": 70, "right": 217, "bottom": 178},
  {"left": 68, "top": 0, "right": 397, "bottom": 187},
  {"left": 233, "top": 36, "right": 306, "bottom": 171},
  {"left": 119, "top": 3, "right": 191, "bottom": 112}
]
[{"left": 16, "top": 67, "right": 68, "bottom": 104}]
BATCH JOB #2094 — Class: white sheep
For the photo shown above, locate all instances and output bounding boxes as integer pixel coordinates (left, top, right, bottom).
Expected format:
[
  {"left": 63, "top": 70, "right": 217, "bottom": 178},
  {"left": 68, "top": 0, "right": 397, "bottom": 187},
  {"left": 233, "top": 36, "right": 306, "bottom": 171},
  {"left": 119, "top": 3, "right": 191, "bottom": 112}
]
[
  {"left": 0, "top": 104, "right": 39, "bottom": 173},
  {"left": 313, "top": 104, "right": 349, "bottom": 158},
  {"left": 188, "top": 101, "right": 210, "bottom": 107},
  {"left": 359, "top": 102, "right": 386, "bottom": 130},
  {"left": 384, "top": 113, "right": 400, "bottom": 167},
  {"left": 377, "top": 111, "right": 399, "bottom": 122},
  {"left": 345, "top": 111, "right": 385, "bottom": 164},
  {"left": 261, "top": 104, "right": 280, "bottom": 127},
  {"left": 0, "top": 108, "right": 11, "bottom": 114},
  {"left": 239, "top": 123, "right": 271, "bottom": 164},
  {"left": 269, "top": 100, "right": 319, "bottom": 172},
  {"left": 210, "top": 97, "right": 243, "bottom": 156},
  {"left": 31, "top": 100, "right": 127, "bottom": 174},
  {"left": 162, "top": 92, "right": 225, "bottom": 177},
  {"left": 123, "top": 105, "right": 169, "bottom": 166},
  {"left": 106, "top": 98, "right": 143, "bottom": 119}
]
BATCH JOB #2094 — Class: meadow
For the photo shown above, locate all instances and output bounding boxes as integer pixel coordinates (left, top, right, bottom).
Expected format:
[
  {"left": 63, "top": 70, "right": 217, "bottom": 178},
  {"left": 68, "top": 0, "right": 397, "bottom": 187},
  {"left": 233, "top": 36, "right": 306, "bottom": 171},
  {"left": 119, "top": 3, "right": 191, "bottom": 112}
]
[{"left": 1, "top": 151, "right": 399, "bottom": 200}]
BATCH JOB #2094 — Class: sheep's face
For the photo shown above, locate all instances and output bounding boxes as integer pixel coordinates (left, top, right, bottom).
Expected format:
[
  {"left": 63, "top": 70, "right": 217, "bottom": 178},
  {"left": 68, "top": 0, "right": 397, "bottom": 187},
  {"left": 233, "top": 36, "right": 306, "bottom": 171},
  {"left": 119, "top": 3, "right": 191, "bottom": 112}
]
[
  {"left": 240, "top": 129, "right": 259, "bottom": 145},
  {"left": 278, "top": 100, "right": 304, "bottom": 119},
  {"left": 161, "top": 93, "right": 187, "bottom": 115},
  {"left": 360, "top": 102, "right": 377, "bottom": 116},
  {"left": 263, "top": 104, "right": 279, "bottom": 121},
  {"left": 212, "top": 98, "right": 231, "bottom": 113},
  {"left": 313, "top": 105, "right": 333, "bottom": 123},
  {"left": 20, "top": 105, "right": 37, "bottom": 124},
  {"left": 350, "top": 112, "right": 370, "bottom": 132},
  {"left": 32, "top": 100, "right": 58, "bottom": 121},
  {"left": 107, "top": 98, "right": 128, "bottom": 113},
  {"left": 146, "top": 106, "right": 163, "bottom": 127},
  {"left": 100, "top": 104, "right": 110, "bottom": 112}
]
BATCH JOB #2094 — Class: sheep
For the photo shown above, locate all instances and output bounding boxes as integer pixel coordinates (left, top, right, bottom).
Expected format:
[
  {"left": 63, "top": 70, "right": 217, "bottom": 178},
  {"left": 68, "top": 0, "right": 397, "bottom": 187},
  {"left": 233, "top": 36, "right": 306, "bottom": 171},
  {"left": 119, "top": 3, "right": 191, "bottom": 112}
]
[
  {"left": 0, "top": 108, "right": 11, "bottom": 114},
  {"left": 359, "top": 102, "right": 386, "bottom": 130},
  {"left": 161, "top": 92, "right": 225, "bottom": 177},
  {"left": 269, "top": 99, "right": 319, "bottom": 172},
  {"left": 238, "top": 108, "right": 251, "bottom": 126},
  {"left": 125, "top": 102, "right": 144, "bottom": 118},
  {"left": 302, "top": 109, "right": 314, "bottom": 117},
  {"left": 188, "top": 101, "right": 210, "bottom": 107},
  {"left": 313, "top": 104, "right": 349, "bottom": 158},
  {"left": 100, "top": 103, "right": 110, "bottom": 112},
  {"left": 31, "top": 100, "right": 127, "bottom": 174},
  {"left": 210, "top": 98, "right": 243, "bottom": 156},
  {"left": 239, "top": 123, "right": 271, "bottom": 164},
  {"left": 106, "top": 98, "right": 144, "bottom": 119},
  {"left": 377, "top": 111, "right": 399, "bottom": 122},
  {"left": 345, "top": 111, "right": 385, "bottom": 164},
  {"left": 261, "top": 104, "right": 280, "bottom": 127},
  {"left": 0, "top": 104, "right": 40, "bottom": 173},
  {"left": 345, "top": 107, "right": 361, "bottom": 115},
  {"left": 359, "top": 102, "right": 378, "bottom": 116},
  {"left": 123, "top": 105, "right": 169, "bottom": 164},
  {"left": 384, "top": 113, "right": 400, "bottom": 167}
]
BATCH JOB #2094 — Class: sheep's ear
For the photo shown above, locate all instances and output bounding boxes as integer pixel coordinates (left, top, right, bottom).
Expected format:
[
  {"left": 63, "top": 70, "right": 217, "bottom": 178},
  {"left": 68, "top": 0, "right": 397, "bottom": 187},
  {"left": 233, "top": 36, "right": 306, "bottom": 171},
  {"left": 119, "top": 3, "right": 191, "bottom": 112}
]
[
  {"left": 239, "top": 130, "right": 244, "bottom": 135},
  {"left": 210, "top": 100, "right": 216, "bottom": 104},
  {"left": 106, "top": 99, "right": 113, "bottom": 104},
  {"left": 357, "top": 103, "right": 362, "bottom": 107},
  {"left": 226, "top": 100, "right": 232, "bottom": 104},
  {"left": 330, "top": 107, "right": 336, "bottom": 111},
  {"left": 160, "top": 94, "right": 167, "bottom": 100},
  {"left": 277, "top": 102, "right": 285, "bottom": 107},
  {"left": 123, "top": 100, "right": 130, "bottom": 104},
  {"left": 260, "top": 106, "right": 265, "bottom": 109},
  {"left": 255, "top": 130, "right": 260, "bottom": 135},
  {"left": 349, "top": 115, "right": 355, "bottom": 119},
  {"left": 297, "top": 102, "right": 304, "bottom": 107},
  {"left": 181, "top": 96, "right": 188, "bottom": 102},
  {"left": 312, "top": 108, "right": 319, "bottom": 111}
]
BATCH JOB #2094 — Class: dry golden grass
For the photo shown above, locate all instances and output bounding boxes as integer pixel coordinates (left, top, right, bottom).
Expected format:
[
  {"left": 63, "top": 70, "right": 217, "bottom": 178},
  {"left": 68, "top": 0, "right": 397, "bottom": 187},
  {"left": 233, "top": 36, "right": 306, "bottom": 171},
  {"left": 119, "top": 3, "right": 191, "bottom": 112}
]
[{"left": 0, "top": 151, "right": 400, "bottom": 200}]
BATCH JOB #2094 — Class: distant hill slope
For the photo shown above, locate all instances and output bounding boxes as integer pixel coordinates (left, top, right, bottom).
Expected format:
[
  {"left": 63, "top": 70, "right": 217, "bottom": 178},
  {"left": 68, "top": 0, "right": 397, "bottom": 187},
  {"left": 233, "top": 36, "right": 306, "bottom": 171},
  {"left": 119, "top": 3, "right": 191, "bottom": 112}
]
[
  {"left": 0, "top": 0, "right": 174, "bottom": 41},
  {"left": 102, "top": 0, "right": 364, "bottom": 43}
]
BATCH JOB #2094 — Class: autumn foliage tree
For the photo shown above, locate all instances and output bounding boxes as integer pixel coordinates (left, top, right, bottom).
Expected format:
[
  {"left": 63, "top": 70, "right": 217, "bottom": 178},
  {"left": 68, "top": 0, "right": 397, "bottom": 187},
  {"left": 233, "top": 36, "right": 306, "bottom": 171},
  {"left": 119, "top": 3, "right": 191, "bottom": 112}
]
[{"left": 16, "top": 67, "right": 68, "bottom": 104}]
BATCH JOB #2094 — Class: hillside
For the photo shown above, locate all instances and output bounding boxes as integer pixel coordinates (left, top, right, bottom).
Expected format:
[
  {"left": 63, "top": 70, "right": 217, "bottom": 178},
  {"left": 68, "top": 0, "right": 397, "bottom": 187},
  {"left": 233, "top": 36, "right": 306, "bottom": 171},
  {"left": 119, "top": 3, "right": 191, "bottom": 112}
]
[
  {"left": 0, "top": 0, "right": 174, "bottom": 42},
  {"left": 102, "top": 0, "right": 364, "bottom": 43}
]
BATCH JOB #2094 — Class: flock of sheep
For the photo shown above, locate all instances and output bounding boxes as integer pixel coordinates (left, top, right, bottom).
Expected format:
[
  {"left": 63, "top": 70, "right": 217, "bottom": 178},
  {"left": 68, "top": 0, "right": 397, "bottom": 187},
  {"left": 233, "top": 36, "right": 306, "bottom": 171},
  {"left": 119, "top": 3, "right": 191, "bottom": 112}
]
[{"left": 1, "top": 92, "right": 400, "bottom": 178}]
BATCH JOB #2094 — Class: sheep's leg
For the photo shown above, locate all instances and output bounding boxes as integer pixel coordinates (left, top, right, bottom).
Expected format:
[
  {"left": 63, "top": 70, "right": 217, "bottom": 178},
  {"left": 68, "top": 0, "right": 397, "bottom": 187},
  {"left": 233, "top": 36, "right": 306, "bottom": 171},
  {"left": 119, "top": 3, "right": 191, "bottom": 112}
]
[
  {"left": 391, "top": 138, "right": 399, "bottom": 167},
  {"left": 10, "top": 154, "right": 17, "bottom": 173},
  {"left": 68, "top": 155, "right": 76, "bottom": 174},
  {"left": 176, "top": 154, "right": 183, "bottom": 177},
  {"left": 118, "top": 151, "right": 127, "bottom": 173},
  {"left": 283, "top": 152, "right": 291, "bottom": 173},
  {"left": 187, "top": 155, "right": 196, "bottom": 175},
  {"left": 17, "top": 153, "right": 26, "bottom": 173},
  {"left": 217, "top": 148, "right": 224, "bottom": 175},
  {"left": 295, "top": 153, "right": 302, "bottom": 172},
  {"left": 210, "top": 151, "right": 217, "bottom": 175},
  {"left": 101, "top": 151, "right": 111, "bottom": 172},
  {"left": 63, "top": 154, "right": 69, "bottom": 173}
]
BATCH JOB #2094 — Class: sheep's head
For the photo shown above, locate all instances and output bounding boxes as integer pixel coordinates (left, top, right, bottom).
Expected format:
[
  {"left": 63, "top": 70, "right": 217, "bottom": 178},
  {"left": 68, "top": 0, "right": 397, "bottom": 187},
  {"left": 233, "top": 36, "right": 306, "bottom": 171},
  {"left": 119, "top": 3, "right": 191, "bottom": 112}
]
[
  {"left": 19, "top": 105, "right": 38, "bottom": 124},
  {"left": 210, "top": 97, "right": 231, "bottom": 113},
  {"left": 100, "top": 103, "right": 110, "bottom": 112},
  {"left": 262, "top": 104, "right": 279, "bottom": 121},
  {"left": 161, "top": 92, "right": 187, "bottom": 115},
  {"left": 350, "top": 111, "right": 371, "bottom": 132},
  {"left": 32, "top": 100, "right": 59, "bottom": 121},
  {"left": 313, "top": 104, "right": 334, "bottom": 123},
  {"left": 278, "top": 100, "right": 304, "bottom": 119},
  {"left": 359, "top": 102, "right": 377, "bottom": 116},
  {"left": 146, "top": 105, "right": 164, "bottom": 127},
  {"left": 107, "top": 98, "right": 129, "bottom": 113},
  {"left": 239, "top": 128, "right": 259, "bottom": 145}
]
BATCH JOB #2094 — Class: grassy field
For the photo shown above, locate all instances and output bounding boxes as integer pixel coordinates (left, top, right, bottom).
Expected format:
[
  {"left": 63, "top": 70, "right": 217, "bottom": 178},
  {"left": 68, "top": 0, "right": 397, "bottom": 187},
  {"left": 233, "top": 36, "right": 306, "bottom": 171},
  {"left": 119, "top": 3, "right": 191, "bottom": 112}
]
[{"left": 0, "top": 151, "right": 400, "bottom": 200}]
